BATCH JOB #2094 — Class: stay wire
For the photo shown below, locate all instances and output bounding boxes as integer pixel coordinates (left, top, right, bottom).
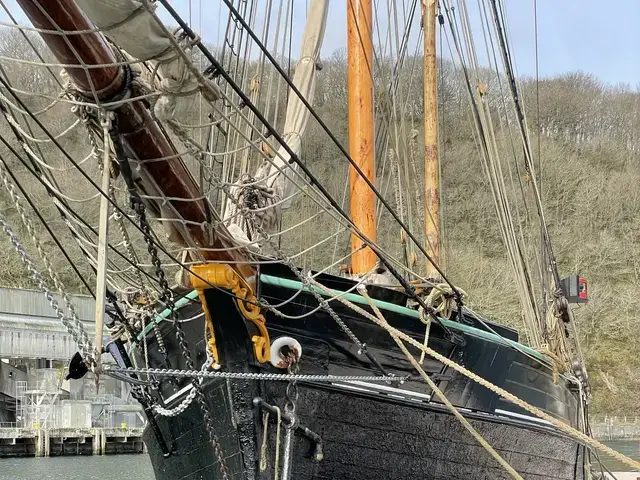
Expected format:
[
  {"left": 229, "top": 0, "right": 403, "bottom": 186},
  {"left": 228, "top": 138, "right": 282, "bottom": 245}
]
[
  {"left": 155, "top": 0, "right": 462, "bottom": 304},
  {"left": 0, "top": 101, "right": 246, "bottom": 312},
  {"left": 487, "top": 0, "right": 562, "bottom": 291},
  {"left": 154, "top": 1, "right": 466, "bottom": 340}
]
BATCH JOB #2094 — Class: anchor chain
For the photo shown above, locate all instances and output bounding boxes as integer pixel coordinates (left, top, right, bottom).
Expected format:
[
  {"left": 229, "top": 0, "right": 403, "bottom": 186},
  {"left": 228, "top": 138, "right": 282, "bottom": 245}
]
[
  {"left": 284, "top": 349, "right": 299, "bottom": 421},
  {"left": 106, "top": 120, "right": 229, "bottom": 476},
  {"left": 132, "top": 198, "right": 230, "bottom": 479}
]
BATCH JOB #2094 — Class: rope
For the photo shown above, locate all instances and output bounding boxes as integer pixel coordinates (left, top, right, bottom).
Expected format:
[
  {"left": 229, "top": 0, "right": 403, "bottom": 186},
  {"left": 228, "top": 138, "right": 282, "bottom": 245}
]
[
  {"left": 358, "top": 285, "right": 522, "bottom": 479},
  {"left": 441, "top": 0, "right": 543, "bottom": 347},
  {"left": 425, "top": 283, "right": 467, "bottom": 320},
  {"left": 417, "top": 306, "right": 431, "bottom": 365},
  {"left": 259, "top": 411, "right": 269, "bottom": 471},
  {"left": 307, "top": 277, "right": 640, "bottom": 472}
]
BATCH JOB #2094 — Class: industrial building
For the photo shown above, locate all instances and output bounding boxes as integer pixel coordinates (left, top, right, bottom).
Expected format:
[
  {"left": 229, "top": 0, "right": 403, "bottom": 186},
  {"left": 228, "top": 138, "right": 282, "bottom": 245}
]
[{"left": 0, "top": 287, "right": 145, "bottom": 456}]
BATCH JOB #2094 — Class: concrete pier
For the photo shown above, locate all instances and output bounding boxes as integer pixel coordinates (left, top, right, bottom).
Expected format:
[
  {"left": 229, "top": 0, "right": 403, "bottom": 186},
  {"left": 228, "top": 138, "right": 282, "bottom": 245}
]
[
  {"left": 0, "top": 427, "right": 145, "bottom": 457},
  {"left": 604, "top": 474, "right": 640, "bottom": 480},
  {"left": 592, "top": 423, "right": 640, "bottom": 441},
  {"left": 591, "top": 416, "right": 640, "bottom": 441}
]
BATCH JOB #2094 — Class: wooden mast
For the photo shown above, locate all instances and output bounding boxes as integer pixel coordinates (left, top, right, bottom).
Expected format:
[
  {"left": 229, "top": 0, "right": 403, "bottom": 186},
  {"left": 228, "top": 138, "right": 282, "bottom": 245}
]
[
  {"left": 347, "top": 0, "right": 377, "bottom": 274},
  {"left": 423, "top": 0, "right": 440, "bottom": 279}
]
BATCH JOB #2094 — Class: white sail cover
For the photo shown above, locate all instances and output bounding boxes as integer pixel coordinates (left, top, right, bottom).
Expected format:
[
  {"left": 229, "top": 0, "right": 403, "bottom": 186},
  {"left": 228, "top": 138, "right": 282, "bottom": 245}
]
[
  {"left": 75, "top": 0, "right": 219, "bottom": 117},
  {"left": 260, "top": 0, "right": 328, "bottom": 208},
  {"left": 224, "top": 0, "right": 329, "bottom": 243}
]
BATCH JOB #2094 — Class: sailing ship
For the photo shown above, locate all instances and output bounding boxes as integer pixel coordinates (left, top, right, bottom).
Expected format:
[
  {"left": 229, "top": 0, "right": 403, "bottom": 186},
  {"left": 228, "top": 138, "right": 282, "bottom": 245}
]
[{"left": 0, "top": 0, "right": 625, "bottom": 478}]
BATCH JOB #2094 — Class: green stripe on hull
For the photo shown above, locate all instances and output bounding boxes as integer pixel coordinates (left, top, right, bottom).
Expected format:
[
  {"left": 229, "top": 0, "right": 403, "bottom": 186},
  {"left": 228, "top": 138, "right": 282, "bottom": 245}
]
[{"left": 135, "top": 274, "right": 548, "bottom": 364}]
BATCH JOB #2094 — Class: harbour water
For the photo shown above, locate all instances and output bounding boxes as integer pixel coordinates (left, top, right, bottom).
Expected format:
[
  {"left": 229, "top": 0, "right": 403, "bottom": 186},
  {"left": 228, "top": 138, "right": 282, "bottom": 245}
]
[
  {"left": 0, "top": 440, "right": 638, "bottom": 479},
  {"left": 0, "top": 455, "right": 154, "bottom": 479},
  {"left": 599, "top": 439, "right": 640, "bottom": 472}
]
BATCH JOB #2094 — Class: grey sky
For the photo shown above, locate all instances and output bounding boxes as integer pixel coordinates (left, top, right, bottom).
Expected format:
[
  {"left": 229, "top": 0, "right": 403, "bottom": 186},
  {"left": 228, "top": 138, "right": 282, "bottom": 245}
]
[
  {"left": 154, "top": 0, "right": 640, "bottom": 86},
  {"left": 1, "top": 1, "right": 638, "bottom": 86}
]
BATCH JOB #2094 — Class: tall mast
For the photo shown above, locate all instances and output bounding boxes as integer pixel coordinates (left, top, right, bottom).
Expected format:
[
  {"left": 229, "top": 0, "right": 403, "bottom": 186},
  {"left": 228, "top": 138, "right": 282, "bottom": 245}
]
[
  {"left": 347, "top": 0, "right": 377, "bottom": 274},
  {"left": 423, "top": 0, "right": 440, "bottom": 279}
]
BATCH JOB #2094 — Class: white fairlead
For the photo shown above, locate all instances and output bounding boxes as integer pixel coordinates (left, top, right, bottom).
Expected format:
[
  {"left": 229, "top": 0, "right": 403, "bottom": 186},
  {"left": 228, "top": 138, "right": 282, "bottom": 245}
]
[{"left": 269, "top": 337, "right": 303, "bottom": 369}]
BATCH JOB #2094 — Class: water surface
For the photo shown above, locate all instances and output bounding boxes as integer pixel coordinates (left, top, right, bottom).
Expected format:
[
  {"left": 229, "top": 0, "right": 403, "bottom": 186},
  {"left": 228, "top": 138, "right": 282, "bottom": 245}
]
[
  {"left": 598, "top": 440, "right": 640, "bottom": 473},
  {"left": 1, "top": 440, "right": 638, "bottom": 478},
  {"left": 0, "top": 455, "right": 154, "bottom": 479}
]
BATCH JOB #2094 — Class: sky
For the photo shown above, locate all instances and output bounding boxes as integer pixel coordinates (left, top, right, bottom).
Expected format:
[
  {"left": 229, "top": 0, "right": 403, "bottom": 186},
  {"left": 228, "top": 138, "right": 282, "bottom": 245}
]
[
  {"left": 157, "top": 0, "right": 640, "bottom": 86},
  {"left": 1, "top": 0, "right": 639, "bottom": 86}
]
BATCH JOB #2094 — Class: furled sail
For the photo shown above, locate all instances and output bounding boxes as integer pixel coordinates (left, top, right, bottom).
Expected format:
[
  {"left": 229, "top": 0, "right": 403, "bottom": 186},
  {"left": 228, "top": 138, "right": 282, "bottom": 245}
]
[
  {"left": 223, "top": 0, "right": 329, "bottom": 245},
  {"left": 74, "top": 0, "right": 220, "bottom": 120}
]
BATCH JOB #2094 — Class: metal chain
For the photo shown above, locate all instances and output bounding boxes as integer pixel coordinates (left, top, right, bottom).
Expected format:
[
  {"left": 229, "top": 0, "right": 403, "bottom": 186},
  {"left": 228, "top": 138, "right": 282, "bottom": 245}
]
[
  {"left": 130, "top": 382, "right": 158, "bottom": 419},
  {"left": 154, "top": 386, "right": 198, "bottom": 417},
  {"left": 152, "top": 347, "right": 214, "bottom": 417},
  {"left": 132, "top": 199, "right": 230, "bottom": 480},
  {"left": 105, "top": 366, "right": 402, "bottom": 383},
  {"left": 153, "top": 323, "right": 169, "bottom": 358},
  {"left": 0, "top": 214, "right": 95, "bottom": 364},
  {"left": 271, "top": 253, "right": 366, "bottom": 351},
  {"left": 0, "top": 154, "right": 95, "bottom": 362},
  {"left": 0, "top": 150, "right": 94, "bottom": 363},
  {"left": 165, "top": 124, "right": 368, "bottom": 352},
  {"left": 284, "top": 354, "right": 299, "bottom": 418},
  {"left": 90, "top": 115, "right": 162, "bottom": 374}
]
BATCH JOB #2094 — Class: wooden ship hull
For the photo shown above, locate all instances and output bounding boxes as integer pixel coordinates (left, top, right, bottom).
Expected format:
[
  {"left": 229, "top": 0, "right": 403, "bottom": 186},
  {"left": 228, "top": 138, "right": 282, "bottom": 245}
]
[{"left": 139, "top": 264, "right": 586, "bottom": 480}]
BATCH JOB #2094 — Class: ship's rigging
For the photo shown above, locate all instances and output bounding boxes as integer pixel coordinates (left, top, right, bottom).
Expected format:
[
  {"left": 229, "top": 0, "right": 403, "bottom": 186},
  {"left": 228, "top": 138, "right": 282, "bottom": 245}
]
[{"left": 0, "top": 0, "right": 631, "bottom": 476}]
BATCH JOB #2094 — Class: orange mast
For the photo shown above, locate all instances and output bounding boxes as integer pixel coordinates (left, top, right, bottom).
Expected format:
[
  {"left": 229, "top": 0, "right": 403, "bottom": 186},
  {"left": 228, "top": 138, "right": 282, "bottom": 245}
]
[
  {"left": 347, "top": 0, "right": 377, "bottom": 274},
  {"left": 423, "top": 0, "right": 440, "bottom": 279}
]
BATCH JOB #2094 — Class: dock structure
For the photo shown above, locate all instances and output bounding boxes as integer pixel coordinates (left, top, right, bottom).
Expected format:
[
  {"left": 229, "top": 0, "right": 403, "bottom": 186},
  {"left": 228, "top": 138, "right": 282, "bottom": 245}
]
[
  {"left": 0, "top": 286, "right": 97, "bottom": 360},
  {"left": 0, "top": 372, "right": 147, "bottom": 457},
  {"left": 591, "top": 416, "right": 640, "bottom": 441},
  {"left": 0, "top": 286, "right": 147, "bottom": 457},
  {"left": 0, "top": 426, "right": 145, "bottom": 457}
]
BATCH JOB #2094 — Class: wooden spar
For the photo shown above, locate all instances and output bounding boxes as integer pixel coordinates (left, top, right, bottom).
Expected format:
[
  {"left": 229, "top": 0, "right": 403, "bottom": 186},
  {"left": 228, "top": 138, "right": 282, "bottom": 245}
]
[
  {"left": 423, "top": 0, "right": 440, "bottom": 279},
  {"left": 15, "top": 0, "right": 253, "bottom": 278},
  {"left": 347, "top": 0, "right": 377, "bottom": 274},
  {"left": 94, "top": 137, "right": 111, "bottom": 367}
]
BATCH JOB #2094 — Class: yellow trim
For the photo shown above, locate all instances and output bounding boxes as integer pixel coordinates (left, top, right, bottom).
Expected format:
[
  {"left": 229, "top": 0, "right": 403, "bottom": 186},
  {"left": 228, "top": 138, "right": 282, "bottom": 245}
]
[
  {"left": 190, "top": 264, "right": 271, "bottom": 364},
  {"left": 194, "top": 288, "right": 220, "bottom": 368}
]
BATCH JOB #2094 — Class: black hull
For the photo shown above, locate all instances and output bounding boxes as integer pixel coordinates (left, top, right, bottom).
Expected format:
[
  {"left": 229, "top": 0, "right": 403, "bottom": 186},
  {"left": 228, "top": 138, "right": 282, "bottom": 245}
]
[
  {"left": 145, "top": 385, "right": 584, "bottom": 479},
  {"left": 136, "top": 264, "right": 586, "bottom": 479}
]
